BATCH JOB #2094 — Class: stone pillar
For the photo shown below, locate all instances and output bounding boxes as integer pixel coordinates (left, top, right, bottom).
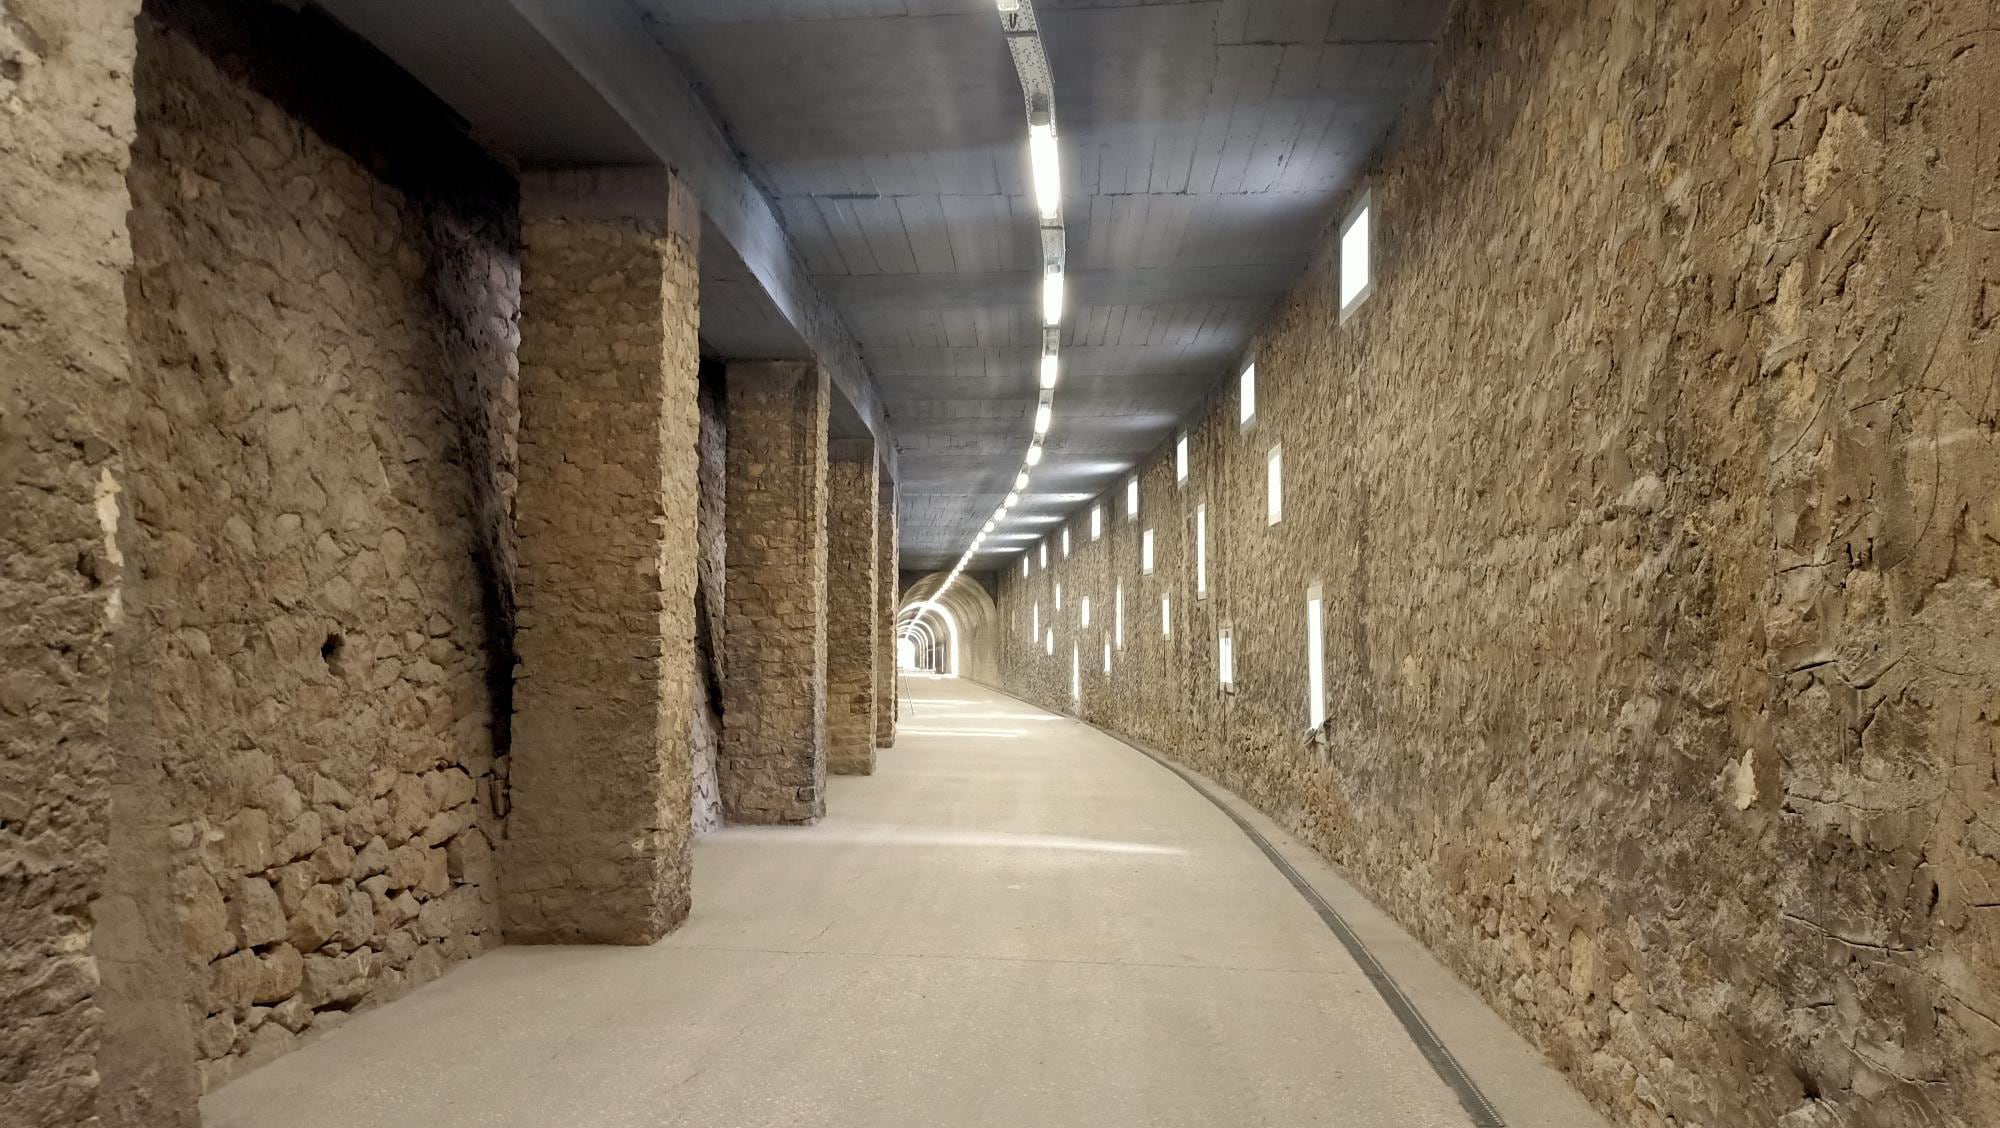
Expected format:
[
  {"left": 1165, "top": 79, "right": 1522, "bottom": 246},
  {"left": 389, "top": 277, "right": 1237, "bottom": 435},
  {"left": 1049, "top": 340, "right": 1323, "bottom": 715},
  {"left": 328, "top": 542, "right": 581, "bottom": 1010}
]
[
  {"left": 721, "top": 361, "right": 830, "bottom": 823},
  {"left": 876, "top": 473, "right": 900, "bottom": 748},
  {"left": 0, "top": 5, "right": 170, "bottom": 1127},
  {"left": 826, "top": 441, "right": 879, "bottom": 775},
  {"left": 501, "top": 168, "right": 700, "bottom": 944}
]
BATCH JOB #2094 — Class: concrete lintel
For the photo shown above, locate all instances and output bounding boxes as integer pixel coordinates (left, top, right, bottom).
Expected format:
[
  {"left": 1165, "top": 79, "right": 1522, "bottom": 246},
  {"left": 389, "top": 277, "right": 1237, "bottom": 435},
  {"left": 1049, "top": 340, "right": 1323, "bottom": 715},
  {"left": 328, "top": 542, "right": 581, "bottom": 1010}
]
[
  {"left": 829, "top": 437, "right": 877, "bottom": 465},
  {"left": 520, "top": 165, "right": 699, "bottom": 245}
]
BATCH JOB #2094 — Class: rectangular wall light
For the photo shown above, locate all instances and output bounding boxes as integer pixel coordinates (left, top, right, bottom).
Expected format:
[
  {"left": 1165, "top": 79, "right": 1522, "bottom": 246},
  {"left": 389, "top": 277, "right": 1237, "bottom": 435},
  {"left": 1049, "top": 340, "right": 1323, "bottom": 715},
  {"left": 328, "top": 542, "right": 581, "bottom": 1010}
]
[
  {"left": 1267, "top": 446, "right": 1283, "bottom": 526},
  {"left": 1339, "top": 193, "right": 1372, "bottom": 319},
  {"left": 1195, "top": 503, "right": 1208, "bottom": 598},
  {"left": 1042, "top": 267, "right": 1064, "bottom": 326},
  {"left": 1114, "top": 581, "right": 1123, "bottom": 649},
  {"left": 1306, "top": 583, "right": 1326, "bottom": 729}
]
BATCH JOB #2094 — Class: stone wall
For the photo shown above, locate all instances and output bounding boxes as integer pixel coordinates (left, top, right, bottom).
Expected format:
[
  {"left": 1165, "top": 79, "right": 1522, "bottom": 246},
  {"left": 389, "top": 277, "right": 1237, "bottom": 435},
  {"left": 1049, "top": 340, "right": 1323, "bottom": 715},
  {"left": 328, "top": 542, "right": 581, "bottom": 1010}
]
[
  {"left": 123, "top": 0, "right": 519, "bottom": 1090},
  {"left": 826, "top": 444, "right": 879, "bottom": 775},
  {"left": 692, "top": 363, "right": 727, "bottom": 834},
  {"left": 992, "top": 1, "right": 2000, "bottom": 1125},
  {"left": 0, "top": 3, "right": 144, "bottom": 1125}
]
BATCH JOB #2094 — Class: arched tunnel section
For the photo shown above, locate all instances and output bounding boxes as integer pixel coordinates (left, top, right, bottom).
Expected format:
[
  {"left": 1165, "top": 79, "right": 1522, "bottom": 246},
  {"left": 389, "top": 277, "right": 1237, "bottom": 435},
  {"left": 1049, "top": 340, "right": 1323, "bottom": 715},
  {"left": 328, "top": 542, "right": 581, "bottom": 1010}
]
[{"left": 897, "top": 571, "right": 998, "bottom": 684}]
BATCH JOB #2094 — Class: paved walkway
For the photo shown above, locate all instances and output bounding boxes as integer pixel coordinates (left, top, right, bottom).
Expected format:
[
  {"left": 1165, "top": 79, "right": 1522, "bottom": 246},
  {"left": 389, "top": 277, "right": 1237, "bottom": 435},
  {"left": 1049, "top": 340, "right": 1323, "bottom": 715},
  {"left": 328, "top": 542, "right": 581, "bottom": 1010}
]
[{"left": 204, "top": 675, "right": 1604, "bottom": 1128}]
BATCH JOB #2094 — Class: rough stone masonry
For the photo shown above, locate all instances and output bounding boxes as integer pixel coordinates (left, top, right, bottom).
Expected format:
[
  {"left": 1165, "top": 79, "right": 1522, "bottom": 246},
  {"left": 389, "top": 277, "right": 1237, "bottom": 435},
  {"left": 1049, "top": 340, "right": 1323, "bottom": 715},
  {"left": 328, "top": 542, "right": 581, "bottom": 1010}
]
[
  {"left": 988, "top": 0, "right": 2000, "bottom": 1126},
  {"left": 827, "top": 440, "right": 880, "bottom": 775},
  {"left": 121, "top": 0, "right": 523, "bottom": 1093},
  {"left": 0, "top": 2, "right": 144, "bottom": 1125},
  {"left": 876, "top": 471, "right": 900, "bottom": 748},
  {"left": 721, "top": 361, "right": 832, "bottom": 824},
  {"left": 1, "top": 0, "right": 916, "bottom": 1119},
  {"left": 502, "top": 166, "right": 702, "bottom": 945}
]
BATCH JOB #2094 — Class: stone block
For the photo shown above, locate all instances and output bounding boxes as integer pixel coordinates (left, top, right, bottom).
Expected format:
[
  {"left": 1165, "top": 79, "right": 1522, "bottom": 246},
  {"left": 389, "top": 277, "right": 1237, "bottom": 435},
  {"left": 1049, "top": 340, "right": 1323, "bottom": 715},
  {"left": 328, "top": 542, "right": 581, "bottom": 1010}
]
[
  {"left": 287, "top": 885, "right": 342, "bottom": 953},
  {"left": 228, "top": 877, "right": 287, "bottom": 949},
  {"left": 300, "top": 951, "right": 371, "bottom": 1009}
]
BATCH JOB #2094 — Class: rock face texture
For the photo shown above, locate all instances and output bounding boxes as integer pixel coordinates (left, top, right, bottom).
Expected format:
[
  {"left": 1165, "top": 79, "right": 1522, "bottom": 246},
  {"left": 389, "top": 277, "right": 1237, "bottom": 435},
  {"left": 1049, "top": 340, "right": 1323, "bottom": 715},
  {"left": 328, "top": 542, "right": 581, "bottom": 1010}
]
[
  {"left": 0, "top": 2, "right": 144, "bottom": 1125},
  {"left": 691, "top": 364, "right": 728, "bottom": 835},
  {"left": 827, "top": 442, "right": 880, "bottom": 775},
  {"left": 721, "top": 362, "right": 831, "bottom": 824},
  {"left": 120, "top": 0, "right": 523, "bottom": 1091},
  {"left": 7, "top": 0, "right": 917, "bottom": 1113},
  {"left": 991, "top": 1, "right": 2000, "bottom": 1126},
  {"left": 502, "top": 168, "right": 701, "bottom": 944}
]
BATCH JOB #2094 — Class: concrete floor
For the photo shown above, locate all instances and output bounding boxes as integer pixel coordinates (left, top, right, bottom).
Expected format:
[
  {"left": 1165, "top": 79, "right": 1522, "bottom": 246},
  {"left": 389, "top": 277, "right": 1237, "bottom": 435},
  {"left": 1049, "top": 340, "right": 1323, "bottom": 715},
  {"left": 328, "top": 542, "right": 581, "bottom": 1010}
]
[{"left": 203, "top": 675, "right": 1607, "bottom": 1128}]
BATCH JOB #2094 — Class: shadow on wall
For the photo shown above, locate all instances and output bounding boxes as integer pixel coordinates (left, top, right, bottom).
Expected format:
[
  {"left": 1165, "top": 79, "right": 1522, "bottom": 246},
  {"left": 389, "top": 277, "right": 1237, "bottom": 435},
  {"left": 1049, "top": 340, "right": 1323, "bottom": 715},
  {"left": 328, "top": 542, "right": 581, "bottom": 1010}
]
[{"left": 896, "top": 571, "right": 998, "bottom": 684}]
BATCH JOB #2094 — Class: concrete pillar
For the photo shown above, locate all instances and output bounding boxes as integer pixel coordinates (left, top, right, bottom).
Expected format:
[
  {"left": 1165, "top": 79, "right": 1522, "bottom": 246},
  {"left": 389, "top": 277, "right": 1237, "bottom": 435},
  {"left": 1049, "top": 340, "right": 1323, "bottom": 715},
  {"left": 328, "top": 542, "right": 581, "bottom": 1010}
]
[
  {"left": 876, "top": 474, "right": 900, "bottom": 748},
  {"left": 721, "top": 361, "right": 830, "bottom": 823},
  {"left": 826, "top": 441, "right": 879, "bottom": 775},
  {"left": 501, "top": 168, "right": 701, "bottom": 944}
]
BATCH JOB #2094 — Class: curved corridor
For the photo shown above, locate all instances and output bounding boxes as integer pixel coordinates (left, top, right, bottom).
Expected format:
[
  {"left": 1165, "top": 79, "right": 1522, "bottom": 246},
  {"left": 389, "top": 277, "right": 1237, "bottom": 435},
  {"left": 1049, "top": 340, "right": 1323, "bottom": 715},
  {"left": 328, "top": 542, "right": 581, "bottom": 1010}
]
[{"left": 203, "top": 677, "right": 1601, "bottom": 1128}]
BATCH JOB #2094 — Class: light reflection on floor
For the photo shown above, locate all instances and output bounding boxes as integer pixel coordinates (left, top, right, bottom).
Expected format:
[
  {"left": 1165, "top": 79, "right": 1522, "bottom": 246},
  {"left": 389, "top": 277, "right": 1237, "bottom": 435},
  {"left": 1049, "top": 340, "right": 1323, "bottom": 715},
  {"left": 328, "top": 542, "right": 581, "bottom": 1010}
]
[
  {"left": 913, "top": 713, "right": 1066, "bottom": 722},
  {"left": 713, "top": 822, "right": 1185, "bottom": 857}
]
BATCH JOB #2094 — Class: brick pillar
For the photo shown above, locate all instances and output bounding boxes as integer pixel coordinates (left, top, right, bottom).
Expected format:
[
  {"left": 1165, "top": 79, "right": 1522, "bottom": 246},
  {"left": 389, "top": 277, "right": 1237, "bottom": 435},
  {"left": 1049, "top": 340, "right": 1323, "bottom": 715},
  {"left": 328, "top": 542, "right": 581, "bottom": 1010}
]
[
  {"left": 501, "top": 168, "right": 700, "bottom": 943},
  {"left": 721, "top": 361, "right": 830, "bottom": 823},
  {"left": 876, "top": 474, "right": 900, "bottom": 748},
  {"left": 826, "top": 442, "right": 879, "bottom": 775}
]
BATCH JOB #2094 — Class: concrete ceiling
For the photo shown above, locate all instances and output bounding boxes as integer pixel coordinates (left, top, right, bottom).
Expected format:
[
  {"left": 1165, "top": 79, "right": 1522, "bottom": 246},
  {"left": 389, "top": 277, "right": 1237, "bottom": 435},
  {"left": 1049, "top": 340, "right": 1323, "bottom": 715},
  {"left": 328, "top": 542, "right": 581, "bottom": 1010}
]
[
  {"left": 637, "top": 0, "right": 1452, "bottom": 569},
  {"left": 314, "top": 0, "right": 1452, "bottom": 572}
]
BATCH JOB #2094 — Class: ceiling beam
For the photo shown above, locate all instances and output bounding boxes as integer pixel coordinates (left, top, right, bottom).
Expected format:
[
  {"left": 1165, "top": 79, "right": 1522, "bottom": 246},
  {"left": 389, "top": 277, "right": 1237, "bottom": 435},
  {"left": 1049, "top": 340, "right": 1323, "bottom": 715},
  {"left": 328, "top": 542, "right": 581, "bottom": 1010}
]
[
  {"left": 314, "top": 0, "right": 897, "bottom": 478},
  {"left": 507, "top": 0, "right": 895, "bottom": 475}
]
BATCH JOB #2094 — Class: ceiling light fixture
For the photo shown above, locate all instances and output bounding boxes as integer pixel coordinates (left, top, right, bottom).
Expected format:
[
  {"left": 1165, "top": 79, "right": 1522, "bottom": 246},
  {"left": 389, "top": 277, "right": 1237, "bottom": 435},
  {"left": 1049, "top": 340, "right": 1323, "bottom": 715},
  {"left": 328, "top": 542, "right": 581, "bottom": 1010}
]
[
  {"left": 914, "top": 0, "right": 1067, "bottom": 628},
  {"left": 1029, "top": 122, "right": 1061, "bottom": 220}
]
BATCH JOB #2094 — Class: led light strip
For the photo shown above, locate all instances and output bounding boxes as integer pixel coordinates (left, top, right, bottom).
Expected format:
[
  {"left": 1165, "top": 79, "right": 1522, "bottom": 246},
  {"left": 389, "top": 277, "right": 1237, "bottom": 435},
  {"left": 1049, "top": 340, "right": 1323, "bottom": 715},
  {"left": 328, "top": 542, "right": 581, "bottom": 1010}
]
[{"left": 906, "top": 0, "right": 1064, "bottom": 638}]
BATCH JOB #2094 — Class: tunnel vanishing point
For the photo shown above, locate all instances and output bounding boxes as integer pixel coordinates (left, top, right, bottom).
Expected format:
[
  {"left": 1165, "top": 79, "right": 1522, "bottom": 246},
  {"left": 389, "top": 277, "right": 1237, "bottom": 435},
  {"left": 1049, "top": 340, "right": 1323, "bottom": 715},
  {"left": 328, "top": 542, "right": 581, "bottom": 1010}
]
[{"left": 3, "top": 1, "right": 1998, "bottom": 1126}]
